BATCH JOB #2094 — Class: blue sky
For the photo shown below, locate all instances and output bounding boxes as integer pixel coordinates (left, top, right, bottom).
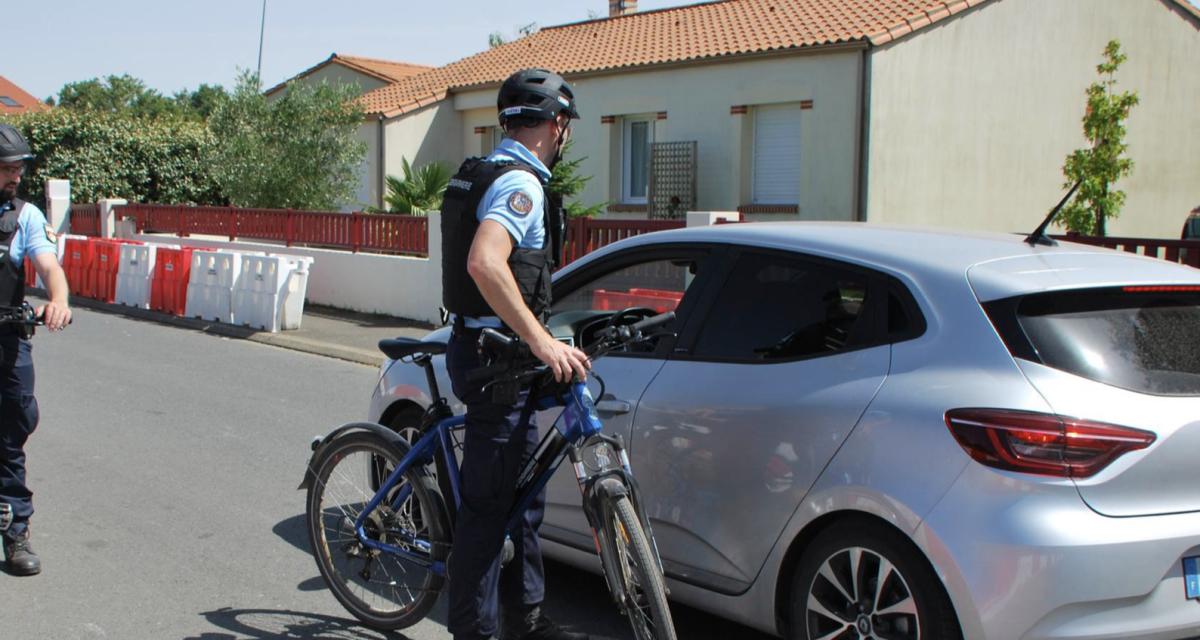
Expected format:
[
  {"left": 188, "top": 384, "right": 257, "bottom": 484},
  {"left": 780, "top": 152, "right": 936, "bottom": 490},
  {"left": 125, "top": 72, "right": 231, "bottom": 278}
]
[{"left": 11, "top": 1, "right": 682, "bottom": 101}]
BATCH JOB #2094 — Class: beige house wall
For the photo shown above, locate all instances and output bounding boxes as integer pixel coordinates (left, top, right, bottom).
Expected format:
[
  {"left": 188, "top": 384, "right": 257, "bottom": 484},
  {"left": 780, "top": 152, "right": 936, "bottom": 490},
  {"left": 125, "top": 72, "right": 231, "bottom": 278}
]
[
  {"left": 449, "top": 50, "right": 863, "bottom": 220},
  {"left": 866, "top": 0, "right": 1200, "bottom": 237}
]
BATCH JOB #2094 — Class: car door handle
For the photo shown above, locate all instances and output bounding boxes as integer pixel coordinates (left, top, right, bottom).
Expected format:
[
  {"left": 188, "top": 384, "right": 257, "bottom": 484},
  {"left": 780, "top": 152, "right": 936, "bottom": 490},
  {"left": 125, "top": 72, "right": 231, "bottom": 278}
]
[{"left": 595, "top": 398, "right": 632, "bottom": 415}]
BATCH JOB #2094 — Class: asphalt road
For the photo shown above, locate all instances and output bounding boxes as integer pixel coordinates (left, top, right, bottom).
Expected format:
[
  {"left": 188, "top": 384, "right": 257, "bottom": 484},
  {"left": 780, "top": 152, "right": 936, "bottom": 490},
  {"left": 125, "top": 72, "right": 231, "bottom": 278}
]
[{"left": 5, "top": 304, "right": 776, "bottom": 640}]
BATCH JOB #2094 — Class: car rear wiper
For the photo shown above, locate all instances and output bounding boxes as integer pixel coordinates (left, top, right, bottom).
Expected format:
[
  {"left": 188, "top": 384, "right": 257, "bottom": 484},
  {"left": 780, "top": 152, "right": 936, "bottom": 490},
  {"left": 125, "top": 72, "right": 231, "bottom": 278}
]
[{"left": 1024, "top": 179, "right": 1082, "bottom": 246}]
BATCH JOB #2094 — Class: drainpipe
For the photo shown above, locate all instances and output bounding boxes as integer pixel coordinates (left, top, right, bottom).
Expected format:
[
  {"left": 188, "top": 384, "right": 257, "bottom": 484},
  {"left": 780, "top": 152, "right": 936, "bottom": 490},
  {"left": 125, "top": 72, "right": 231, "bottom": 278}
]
[{"left": 854, "top": 46, "right": 871, "bottom": 222}]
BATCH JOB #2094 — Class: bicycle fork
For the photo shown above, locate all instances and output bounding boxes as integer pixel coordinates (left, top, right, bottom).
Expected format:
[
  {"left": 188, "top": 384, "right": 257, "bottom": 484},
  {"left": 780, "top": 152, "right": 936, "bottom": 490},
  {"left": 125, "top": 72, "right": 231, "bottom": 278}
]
[{"left": 571, "top": 434, "right": 669, "bottom": 607}]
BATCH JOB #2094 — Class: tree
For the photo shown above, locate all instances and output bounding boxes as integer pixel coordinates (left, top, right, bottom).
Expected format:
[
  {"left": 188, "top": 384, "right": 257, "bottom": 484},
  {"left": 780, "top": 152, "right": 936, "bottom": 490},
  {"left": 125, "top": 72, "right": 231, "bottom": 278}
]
[
  {"left": 1, "top": 109, "right": 220, "bottom": 206},
  {"left": 56, "top": 74, "right": 181, "bottom": 119},
  {"left": 173, "top": 84, "right": 231, "bottom": 120},
  {"left": 208, "top": 70, "right": 366, "bottom": 210},
  {"left": 548, "top": 141, "right": 605, "bottom": 218},
  {"left": 1059, "top": 40, "right": 1140, "bottom": 236},
  {"left": 382, "top": 157, "right": 451, "bottom": 214}
]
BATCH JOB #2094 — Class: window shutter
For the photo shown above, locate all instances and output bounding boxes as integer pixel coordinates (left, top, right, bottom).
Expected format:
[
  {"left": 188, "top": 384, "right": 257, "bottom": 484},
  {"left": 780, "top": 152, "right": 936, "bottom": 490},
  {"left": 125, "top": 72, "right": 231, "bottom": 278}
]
[{"left": 752, "top": 104, "right": 802, "bottom": 204}]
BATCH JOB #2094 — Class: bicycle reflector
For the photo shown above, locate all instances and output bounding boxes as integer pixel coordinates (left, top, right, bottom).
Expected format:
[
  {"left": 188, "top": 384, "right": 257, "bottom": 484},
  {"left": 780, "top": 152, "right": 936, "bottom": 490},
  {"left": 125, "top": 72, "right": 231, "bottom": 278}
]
[{"left": 944, "top": 409, "right": 1156, "bottom": 478}]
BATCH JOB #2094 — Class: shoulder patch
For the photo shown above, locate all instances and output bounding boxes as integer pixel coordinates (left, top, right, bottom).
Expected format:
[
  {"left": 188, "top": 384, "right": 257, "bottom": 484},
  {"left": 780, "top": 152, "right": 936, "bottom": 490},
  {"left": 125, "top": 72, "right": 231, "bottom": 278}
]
[
  {"left": 44, "top": 225, "right": 58, "bottom": 244},
  {"left": 508, "top": 191, "right": 535, "bottom": 217}
]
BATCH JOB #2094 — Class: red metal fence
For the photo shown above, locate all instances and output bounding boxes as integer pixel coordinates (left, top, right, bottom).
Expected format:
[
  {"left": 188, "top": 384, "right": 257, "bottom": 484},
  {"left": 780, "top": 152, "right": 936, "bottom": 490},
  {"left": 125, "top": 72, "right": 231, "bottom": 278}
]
[
  {"left": 117, "top": 204, "right": 429, "bottom": 256},
  {"left": 77, "top": 203, "right": 1200, "bottom": 271},
  {"left": 1052, "top": 234, "right": 1200, "bottom": 268},
  {"left": 562, "top": 217, "right": 685, "bottom": 264},
  {"left": 69, "top": 203, "right": 101, "bottom": 236}
]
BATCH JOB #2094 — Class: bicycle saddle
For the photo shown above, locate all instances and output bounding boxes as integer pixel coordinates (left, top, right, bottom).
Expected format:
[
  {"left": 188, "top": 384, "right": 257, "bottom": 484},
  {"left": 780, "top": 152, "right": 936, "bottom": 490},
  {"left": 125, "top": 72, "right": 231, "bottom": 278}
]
[{"left": 378, "top": 338, "right": 447, "bottom": 359}]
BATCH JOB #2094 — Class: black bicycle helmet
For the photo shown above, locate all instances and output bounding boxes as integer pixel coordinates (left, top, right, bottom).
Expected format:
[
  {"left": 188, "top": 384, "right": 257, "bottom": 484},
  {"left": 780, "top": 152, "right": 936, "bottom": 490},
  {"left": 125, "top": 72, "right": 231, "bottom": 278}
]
[
  {"left": 497, "top": 68, "right": 580, "bottom": 125},
  {"left": 0, "top": 124, "right": 32, "bottom": 163}
]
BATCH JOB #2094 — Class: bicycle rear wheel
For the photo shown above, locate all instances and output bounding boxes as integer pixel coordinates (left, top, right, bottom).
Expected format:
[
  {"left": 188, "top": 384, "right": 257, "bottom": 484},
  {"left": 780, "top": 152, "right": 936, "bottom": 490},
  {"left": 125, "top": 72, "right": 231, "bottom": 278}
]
[
  {"left": 600, "top": 494, "right": 678, "bottom": 640},
  {"left": 305, "top": 431, "right": 449, "bottom": 630}
]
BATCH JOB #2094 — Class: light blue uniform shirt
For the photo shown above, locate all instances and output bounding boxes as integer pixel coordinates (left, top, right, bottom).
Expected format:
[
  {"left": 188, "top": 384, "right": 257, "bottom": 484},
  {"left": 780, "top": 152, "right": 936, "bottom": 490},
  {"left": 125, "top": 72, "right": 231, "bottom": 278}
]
[
  {"left": 0, "top": 199, "right": 56, "bottom": 265},
  {"left": 460, "top": 138, "right": 552, "bottom": 329}
]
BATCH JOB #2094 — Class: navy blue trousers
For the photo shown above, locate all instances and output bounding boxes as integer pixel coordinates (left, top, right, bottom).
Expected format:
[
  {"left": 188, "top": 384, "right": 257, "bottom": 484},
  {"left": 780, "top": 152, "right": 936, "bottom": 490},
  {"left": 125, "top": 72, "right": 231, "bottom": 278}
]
[
  {"left": 445, "top": 328, "right": 546, "bottom": 640},
  {"left": 0, "top": 336, "right": 38, "bottom": 537}
]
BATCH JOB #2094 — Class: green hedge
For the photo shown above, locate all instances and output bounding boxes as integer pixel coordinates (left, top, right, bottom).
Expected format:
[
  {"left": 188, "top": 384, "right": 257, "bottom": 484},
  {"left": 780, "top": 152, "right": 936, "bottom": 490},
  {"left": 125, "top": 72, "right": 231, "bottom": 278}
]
[{"left": 1, "top": 109, "right": 222, "bottom": 207}]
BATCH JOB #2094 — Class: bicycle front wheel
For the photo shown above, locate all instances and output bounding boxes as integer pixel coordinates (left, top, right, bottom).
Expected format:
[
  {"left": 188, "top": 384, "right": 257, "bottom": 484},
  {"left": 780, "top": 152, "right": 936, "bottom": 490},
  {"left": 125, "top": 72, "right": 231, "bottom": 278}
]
[
  {"left": 600, "top": 494, "right": 678, "bottom": 640},
  {"left": 305, "top": 431, "right": 449, "bottom": 630}
]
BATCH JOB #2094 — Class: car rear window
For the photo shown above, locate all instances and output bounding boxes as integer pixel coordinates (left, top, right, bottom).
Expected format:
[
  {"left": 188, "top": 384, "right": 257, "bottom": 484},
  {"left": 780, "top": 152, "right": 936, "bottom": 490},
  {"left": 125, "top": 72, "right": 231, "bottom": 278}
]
[{"left": 986, "top": 287, "right": 1200, "bottom": 396}]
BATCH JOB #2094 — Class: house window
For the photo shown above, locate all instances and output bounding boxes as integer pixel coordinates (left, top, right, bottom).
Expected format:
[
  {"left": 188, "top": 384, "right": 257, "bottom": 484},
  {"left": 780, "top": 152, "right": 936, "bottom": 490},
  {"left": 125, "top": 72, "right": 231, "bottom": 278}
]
[
  {"left": 0, "top": 97, "right": 18, "bottom": 108},
  {"left": 622, "top": 116, "right": 654, "bottom": 203},
  {"left": 752, "top": 104, "right": 802, "bottom": 205},
  {"left": 482, "top": 126, "right": 504, "bottom": 155}
]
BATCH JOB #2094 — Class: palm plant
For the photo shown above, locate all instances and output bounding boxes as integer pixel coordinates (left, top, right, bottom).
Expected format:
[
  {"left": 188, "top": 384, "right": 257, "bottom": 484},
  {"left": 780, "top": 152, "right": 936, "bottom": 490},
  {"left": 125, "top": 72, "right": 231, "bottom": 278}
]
[{"left": 383, "top": 157, "right": 451, "bottom": 215}]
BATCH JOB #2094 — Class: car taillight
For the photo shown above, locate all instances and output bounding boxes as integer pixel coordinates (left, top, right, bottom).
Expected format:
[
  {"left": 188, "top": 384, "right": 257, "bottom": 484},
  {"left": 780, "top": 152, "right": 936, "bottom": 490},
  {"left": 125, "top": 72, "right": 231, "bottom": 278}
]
[{"left": 944, "top": 409, "right": 1156, "bottom": 478}]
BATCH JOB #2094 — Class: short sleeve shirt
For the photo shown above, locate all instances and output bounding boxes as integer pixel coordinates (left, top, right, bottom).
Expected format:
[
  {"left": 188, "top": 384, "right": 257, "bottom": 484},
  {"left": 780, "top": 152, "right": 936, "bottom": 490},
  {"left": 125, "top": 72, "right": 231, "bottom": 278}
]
[
  {"left": 0, "top": 199, "right": 56, "bottom": 265},
  {"left": 477, "top": 138, "right": 551, "bottom": 250}
]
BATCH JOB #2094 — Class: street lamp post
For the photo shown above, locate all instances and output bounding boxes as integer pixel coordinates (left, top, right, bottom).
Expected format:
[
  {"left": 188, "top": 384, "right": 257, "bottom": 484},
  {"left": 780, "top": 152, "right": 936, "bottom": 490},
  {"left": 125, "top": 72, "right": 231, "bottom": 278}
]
[{"left": 256, "top": 0, "right": 267, "bottom": 86}]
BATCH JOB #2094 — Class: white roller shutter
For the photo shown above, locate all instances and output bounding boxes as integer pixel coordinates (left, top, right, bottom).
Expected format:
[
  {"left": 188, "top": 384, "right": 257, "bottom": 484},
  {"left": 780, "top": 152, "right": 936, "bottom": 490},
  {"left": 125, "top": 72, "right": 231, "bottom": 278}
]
[{"left": 752, "top": 104, "right": 802, "bottom": 205}]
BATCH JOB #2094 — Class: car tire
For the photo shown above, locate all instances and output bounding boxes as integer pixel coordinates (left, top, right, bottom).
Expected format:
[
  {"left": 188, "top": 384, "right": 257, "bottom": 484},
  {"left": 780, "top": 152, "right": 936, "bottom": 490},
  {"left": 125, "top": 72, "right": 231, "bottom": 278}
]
[
  {"left": 789, "top": 519, "right": 961, "bottom": 640},
  {"left": 387, "top": 405, "right": 426, "bottom": 445}
]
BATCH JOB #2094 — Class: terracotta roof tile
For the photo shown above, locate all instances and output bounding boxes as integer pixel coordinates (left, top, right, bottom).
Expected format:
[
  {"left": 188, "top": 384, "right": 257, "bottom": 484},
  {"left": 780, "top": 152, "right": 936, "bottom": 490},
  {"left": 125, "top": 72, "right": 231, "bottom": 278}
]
[
  {"left": 361, "top": 0, "right": 1198, "bottom": 117},
  {"left": 0, "top": 75, "right": 49, "bottom": 115}
]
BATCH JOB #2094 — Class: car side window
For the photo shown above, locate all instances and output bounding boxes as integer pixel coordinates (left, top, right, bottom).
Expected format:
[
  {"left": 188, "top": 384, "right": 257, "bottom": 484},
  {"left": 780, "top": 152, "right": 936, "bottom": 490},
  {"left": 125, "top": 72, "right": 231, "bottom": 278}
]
[
  {"left": 554, "top": 258, "right": 698, "bottom": 315},
  {"left": 690, "top": 252, "right": 870, "bottom": 361}
]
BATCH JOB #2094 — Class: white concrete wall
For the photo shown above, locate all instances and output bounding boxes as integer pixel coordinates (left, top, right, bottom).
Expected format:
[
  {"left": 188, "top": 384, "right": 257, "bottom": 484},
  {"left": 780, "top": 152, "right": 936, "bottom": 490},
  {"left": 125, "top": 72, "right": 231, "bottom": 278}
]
[
  {"left": 446, "top": 50, "right": 864, "bottom": 220},
  {"left": 866, "top": 0, "right": 1200, "bottom": 237},
  {"left": 132, "top": 211, "right": 445, "bottom": 325}
]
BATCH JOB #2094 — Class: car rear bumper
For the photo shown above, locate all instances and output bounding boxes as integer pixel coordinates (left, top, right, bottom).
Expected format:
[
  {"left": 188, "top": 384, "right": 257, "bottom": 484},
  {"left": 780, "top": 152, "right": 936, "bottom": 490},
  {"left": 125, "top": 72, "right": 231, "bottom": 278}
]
[{"left": 921, "top": 464, "right": 1200, "bottom": 640}]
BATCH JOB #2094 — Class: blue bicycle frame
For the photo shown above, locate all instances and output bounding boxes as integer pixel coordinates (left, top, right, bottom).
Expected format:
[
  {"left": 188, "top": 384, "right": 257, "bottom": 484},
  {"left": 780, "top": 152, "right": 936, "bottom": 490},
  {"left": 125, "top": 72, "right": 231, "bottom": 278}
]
[{"left": 350, "top": 378, "right": 611, "bottom": 576}]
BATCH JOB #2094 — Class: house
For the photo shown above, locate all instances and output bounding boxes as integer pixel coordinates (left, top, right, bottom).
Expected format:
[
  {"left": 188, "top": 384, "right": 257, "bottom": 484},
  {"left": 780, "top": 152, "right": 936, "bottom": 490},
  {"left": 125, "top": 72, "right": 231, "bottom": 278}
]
[
  {"left": 0, "top": 76, "right": 49, "bottom": 115},
  {"left": 264, "top": 53, "right": 432, "bottom": 99},
  {"left": 293, "top": 0, "right": 1200, "bottom": 238}
]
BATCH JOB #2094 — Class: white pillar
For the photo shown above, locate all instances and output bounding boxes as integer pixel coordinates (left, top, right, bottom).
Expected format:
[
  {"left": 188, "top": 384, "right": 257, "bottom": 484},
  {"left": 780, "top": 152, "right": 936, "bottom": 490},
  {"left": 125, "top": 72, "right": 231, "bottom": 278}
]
[
  {"left": 97, "top": 198, "right": 128, "bottom": 238},
  {"left": 424, "top": 211, "right": 444, "bottom": 323},
  {"left": 44, "top": 179, "right": 70, "bottom": 236},
  {"left": 686, "top": 211, "right": 739, "bottom": 227}
]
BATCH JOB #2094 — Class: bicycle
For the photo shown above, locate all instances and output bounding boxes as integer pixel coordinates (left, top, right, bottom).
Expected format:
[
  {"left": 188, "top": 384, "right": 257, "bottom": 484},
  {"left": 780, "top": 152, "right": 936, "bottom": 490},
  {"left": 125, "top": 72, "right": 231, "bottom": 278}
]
[{"left": 301, "top": 309, "right": 679, "bottom": 639}]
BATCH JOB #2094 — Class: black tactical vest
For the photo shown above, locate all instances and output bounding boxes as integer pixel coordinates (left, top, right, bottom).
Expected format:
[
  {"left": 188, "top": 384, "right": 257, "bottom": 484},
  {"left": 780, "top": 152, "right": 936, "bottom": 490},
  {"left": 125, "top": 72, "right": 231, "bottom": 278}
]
[
  {"left": 0, "top": 198, "right": 27, "bottom": 309},
  {"left": 441, "top": 158, "right": 564, "bottom": 321}
]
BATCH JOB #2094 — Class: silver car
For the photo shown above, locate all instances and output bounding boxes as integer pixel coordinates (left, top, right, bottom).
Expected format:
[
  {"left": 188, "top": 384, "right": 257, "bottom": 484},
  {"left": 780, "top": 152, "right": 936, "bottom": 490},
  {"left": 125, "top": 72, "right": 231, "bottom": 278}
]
[{"left": 368, "top": 222, "right": 1200, "bottom": 640}]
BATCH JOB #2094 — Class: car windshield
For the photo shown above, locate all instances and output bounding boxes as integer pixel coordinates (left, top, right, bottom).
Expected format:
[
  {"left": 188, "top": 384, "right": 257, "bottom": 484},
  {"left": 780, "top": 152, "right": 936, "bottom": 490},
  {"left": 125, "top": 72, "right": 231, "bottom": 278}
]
[{"left": 1007, "top": 287, "right": 1200, "bottom": 395}]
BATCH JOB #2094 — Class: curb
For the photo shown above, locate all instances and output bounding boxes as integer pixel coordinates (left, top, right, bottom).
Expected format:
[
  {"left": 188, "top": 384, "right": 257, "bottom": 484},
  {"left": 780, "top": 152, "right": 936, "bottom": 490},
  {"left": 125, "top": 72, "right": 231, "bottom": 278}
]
[{"left": 35, "top": 291, "right": 388, "bottom": 368}]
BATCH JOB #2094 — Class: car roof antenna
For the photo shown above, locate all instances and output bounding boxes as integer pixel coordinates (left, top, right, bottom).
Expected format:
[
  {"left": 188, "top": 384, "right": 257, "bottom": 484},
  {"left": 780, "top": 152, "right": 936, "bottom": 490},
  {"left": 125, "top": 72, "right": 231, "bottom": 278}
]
[{"left": 1025, "top": 179, "right": 1082, "bottom": 246}]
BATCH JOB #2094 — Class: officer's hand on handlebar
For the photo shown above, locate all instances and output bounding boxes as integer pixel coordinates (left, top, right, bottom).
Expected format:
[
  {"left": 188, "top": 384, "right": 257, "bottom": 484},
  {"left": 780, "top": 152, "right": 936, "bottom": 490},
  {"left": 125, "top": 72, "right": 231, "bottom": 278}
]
[
  {"left": 531, "top": 333, "right": 590, "bottom": 383},
  {"left": 36, "top": 302, "right": 71, "bottom": 331}
]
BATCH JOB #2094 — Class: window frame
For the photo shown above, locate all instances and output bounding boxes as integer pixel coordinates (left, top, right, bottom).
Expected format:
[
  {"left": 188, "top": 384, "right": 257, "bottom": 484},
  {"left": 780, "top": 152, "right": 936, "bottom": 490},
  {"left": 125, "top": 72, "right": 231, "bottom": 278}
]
[
  {"left": 621, "top": 116, "right": 655, "bottom": 204},
  {"left": 672, "top": 246, "right": 914, "bottom": 365},
  {"left": 549, "top": 243, "right": 723, "bottom": 360},
  {"left": 750, "top": 103, "right": 802, "bottom": 206}
]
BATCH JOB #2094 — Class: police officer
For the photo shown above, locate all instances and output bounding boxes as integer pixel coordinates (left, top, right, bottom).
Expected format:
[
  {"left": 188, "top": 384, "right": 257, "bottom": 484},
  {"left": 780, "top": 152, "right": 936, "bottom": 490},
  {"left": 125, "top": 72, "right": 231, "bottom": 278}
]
[
  {"left": 440, "top": 69, "right": 591, "bottom": 640},
  {"left": 0, "top": 123, "right": 71, "bottom": 576}
]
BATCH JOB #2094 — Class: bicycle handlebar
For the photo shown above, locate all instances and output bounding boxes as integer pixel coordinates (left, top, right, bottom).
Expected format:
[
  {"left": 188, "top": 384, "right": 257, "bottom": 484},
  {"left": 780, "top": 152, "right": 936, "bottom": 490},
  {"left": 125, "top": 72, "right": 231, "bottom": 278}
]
[{"left": 465, "top": 311, "right": 676, "bottom": 387}]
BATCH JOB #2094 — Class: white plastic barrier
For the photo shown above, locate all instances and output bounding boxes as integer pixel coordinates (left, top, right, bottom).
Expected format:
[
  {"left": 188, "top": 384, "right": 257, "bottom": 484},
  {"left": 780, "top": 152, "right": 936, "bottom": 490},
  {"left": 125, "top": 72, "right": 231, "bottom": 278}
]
[
  {"left": 231, "top": 253, "right": 314, "bottom": 332},
  {"left": 184, "top": 250, "right": 243, "bottom": 322},
  {"left": 114, "top": 243, "right": 158, "bottom": 308}
]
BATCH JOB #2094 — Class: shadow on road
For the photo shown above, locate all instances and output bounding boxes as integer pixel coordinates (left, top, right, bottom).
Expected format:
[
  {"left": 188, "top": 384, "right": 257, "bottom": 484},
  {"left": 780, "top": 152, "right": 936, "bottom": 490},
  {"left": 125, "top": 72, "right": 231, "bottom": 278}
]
[
  {"left": 186, "top": 608, "right": 410, "bottom": 640},
  {"left": 273, "top": 512, "right": 309, "bottom": 554}
]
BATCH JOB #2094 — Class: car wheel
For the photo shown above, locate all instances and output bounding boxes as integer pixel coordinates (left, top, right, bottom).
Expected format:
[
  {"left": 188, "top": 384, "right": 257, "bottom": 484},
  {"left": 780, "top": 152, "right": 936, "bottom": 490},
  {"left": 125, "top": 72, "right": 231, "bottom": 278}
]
[
  {"left": 387, "top": 406, "right": 426, "bottom": 445},
  {"left": 790, "top": 520, "right": 961, "bottom": 640}
]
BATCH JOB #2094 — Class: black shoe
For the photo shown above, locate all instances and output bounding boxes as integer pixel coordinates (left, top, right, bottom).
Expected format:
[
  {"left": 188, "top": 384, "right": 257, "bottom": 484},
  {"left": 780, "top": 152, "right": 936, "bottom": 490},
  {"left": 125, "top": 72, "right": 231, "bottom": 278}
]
[
  {"left": 503, "top": 609, "right": 589, "bottom": 640},
  {"left": 4, "top": 528, "right": 41, "bottom": 576}
]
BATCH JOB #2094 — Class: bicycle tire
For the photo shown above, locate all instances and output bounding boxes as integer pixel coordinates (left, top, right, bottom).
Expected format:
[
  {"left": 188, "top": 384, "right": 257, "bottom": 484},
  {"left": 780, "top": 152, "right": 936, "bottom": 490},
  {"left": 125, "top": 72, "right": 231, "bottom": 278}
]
[
  {"left": 305, "top": 431, "right": 449, "bottom": 630},
  {"left": 599, "top": 494, "right": 678, "bottom": 640}
]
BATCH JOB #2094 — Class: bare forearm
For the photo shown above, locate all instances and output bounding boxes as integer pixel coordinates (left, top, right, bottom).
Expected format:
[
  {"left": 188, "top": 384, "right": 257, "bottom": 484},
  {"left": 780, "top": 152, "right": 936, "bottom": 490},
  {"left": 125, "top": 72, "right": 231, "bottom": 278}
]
[{"left": 41, "top": 265, "right": 69, "bottom": 305}]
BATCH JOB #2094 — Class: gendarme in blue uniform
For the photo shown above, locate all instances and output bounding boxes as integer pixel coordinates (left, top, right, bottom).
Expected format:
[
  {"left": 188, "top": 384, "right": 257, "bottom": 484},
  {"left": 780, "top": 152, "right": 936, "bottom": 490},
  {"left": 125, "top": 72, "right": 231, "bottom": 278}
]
[
  {"left": 0, "top": 198, "right": 54, "bottom": 538},
  {"left": 460, "top": 138, "right": 551, "bottom": 329}
]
